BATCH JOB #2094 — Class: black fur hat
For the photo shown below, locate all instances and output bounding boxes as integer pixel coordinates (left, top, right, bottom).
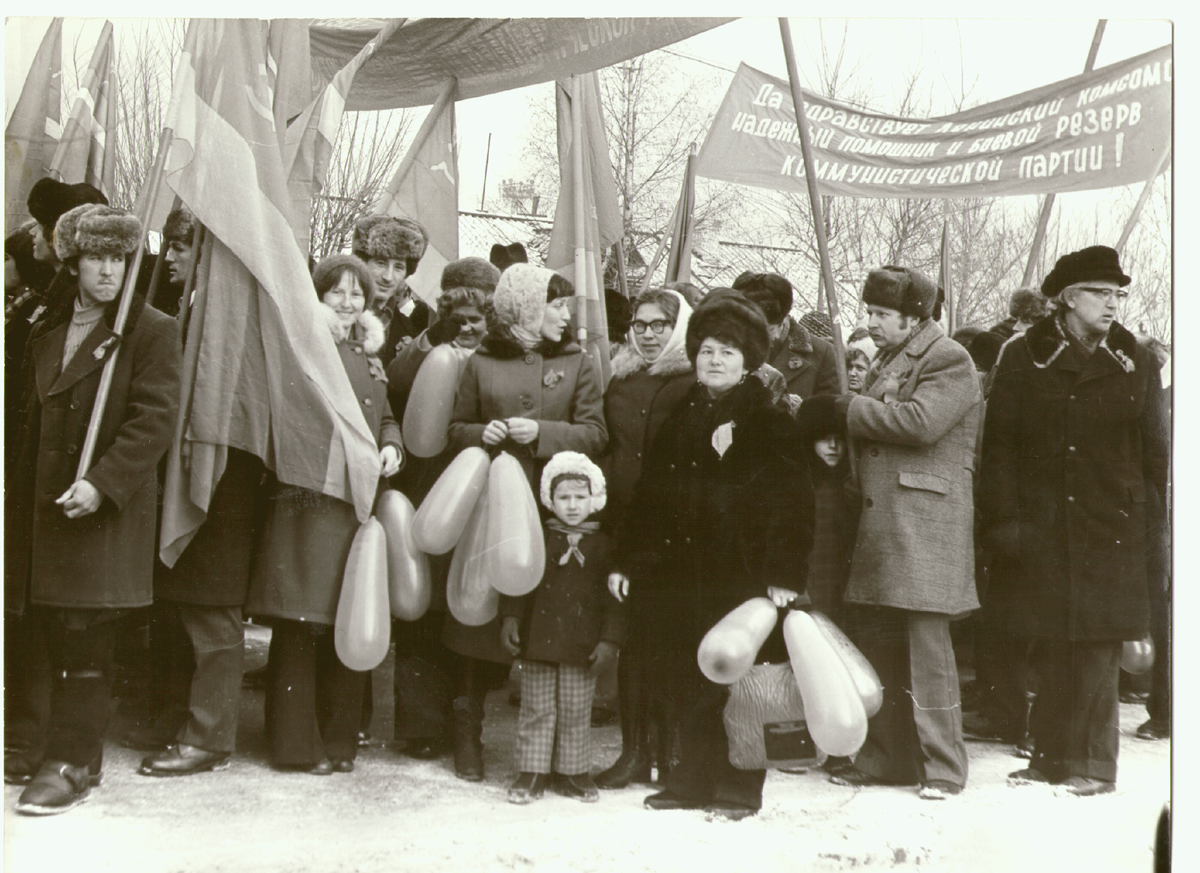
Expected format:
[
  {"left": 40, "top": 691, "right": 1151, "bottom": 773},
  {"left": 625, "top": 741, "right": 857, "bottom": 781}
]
[
  {"left": 686, "top": 292, "right": 770, "bottom": 371},
  {"left": 795, "top": 392, "right": 846, "bottom": 442},
  {"left": 731, "top": 271, "right": 792, "bottom": 326},
  {"left": 27, "top": 178, "right": 107, "bottom": 231},
  {"left": 1007, "top": 288, "right": 1048, "bottom": 322},
  {"left": 163, "top": 206, "right": 196, "bottom": 244},
  {"left": 862, "top": 266, "right": 939, "bottom": 320},
  {"left": 489, "top": 242, "right": 529, "bottom": 273},
  {"left": 1041, "top": 246, "right": 1131, "bottom": 298},
  {"left": 441, "top": 257, "right": 500, "bottom": 293}
]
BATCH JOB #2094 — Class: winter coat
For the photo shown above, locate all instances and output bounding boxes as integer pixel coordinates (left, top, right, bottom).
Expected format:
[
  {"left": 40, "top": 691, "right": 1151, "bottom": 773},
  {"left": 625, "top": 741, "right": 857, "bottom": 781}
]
[
  {"left": 5, "top": 293, "right": 181, "bottom": 614},
  {"left": 379, "top": 294, "right": 433, "bottom": 368},
  {"left": 806, "top": 456, "right": 860, "bottom": 622},
  {"left": 246, "top": 309, "right": 400, "bottom": 625},
  {"left": 600, "top": 341, "right": 694, "bottom": 523},
  {"left": 843, "top": 319, "right": 981, "bottom": 616},
  {"left": 617, "top": 377, "right": 815, "bottom": 663},
  {"left": 978, "top": 315, "right": 1168, "bottom": 641},
  {"left": 499, "top": 528, "right": 623, "bottom": 667},
  {"left": 765, "top": 316, "right": 840, "bottom": 400}
]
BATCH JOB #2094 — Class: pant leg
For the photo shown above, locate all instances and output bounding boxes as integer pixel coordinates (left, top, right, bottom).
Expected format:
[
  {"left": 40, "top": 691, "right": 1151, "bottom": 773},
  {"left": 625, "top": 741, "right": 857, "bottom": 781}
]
[
  {"left": 40, "top": 608, "right": 116, "bottom": 769},
  {"left": 517, "top": 661, "right": 557, "bottom": 774},
  {"left": 1067, "top": 641, "right": 1121, "bottom": 781},
  {"left": 906, "top": 612, "right": 969, "bottom": 787},
  {"left": 1029, "top": 639, "right": 1068, "bottom": 780},
  {"left": 314, "top": 629, "right": 368, "bottom": 762},
  {"left": 1147, "top": 573, "right": 1171, "bottom": 724},
  {"left": 264, "top": 620, "right": 324, "bottom": 767},
  {"left": 667, "top": 679, "right": 765, "bottom": 809},
  {"left": 551, "top": 664, "right": 595, "bottom": 776},
  {"left": 393, "top": 611, "right": 453, "bottom": 741},
  {"left": 147, "top": 599, "right": 196, "bottom": 738},
  {"left": 175, "top": 603, "right": 244, "bottom": 753},
  {"left": 4, "top": 609, "right": 51, "bottom": 764}
]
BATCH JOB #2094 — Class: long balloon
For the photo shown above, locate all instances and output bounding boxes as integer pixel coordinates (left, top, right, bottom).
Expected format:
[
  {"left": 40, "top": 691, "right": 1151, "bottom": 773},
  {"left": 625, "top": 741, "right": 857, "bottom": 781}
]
[
  {"left": 446, "top": 479, "right": 499, "bottom": 626},
  {"left": 402, "top": 344, "right": 462, "bottom": 458},
  {"left": 809, "top": 611, "right": 884, "bottom": 718},
  {"left": 697, "top": 597, "right": 778, "bottom": 685},
  {"left": 413, "top": 446, "right": 489, "bottom": 554},
  {"left": 1121, "top": 635, "right": 1155, "bottom": 675},
  {"left": 783, "top": 610, "right": 867, "bottom": 757},
  {"left": 334, "top": 518, "right": 392, "bottom": 671},
  {"left": 484, "top": 452, "right": 546, "bottom": 597},
  {"left": 376, "top": 489, "right": 432, "bottom": 621}
]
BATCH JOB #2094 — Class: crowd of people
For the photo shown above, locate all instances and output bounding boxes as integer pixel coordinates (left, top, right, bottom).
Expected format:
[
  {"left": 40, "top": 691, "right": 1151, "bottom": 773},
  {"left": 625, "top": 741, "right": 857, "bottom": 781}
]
[{"left": 3, "top": 177, "right": 1170, "bottom": 821}]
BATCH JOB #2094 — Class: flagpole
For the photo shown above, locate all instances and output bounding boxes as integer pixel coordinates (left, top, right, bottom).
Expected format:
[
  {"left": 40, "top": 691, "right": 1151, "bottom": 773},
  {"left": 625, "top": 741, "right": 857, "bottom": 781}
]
[
  {"left": 571, "top": 75, "right": 589, "bottom": 352},
  {"left": 76, "top": 125, "right": 174, "bottom": 480},
  {"left": 1021, "top": 19, "right": 1106, "bottom": 286},
  {"left": 637, "top": 199, "right": 679, "bottom": 296},
  {"left": 614, "top": 240, "right": 629, "bottom": 299},
  {"left": 940, "top": 207, "right": 955, "bottom": 335},
  {"left": 1115, "top": 141, "right": 1171, "bottom": 254},
  {"left": 778, "top": 18, "right": 847, "bottom": 394},
  {"left": 176, "top": 222, "right": 209, "bottom": 344}
]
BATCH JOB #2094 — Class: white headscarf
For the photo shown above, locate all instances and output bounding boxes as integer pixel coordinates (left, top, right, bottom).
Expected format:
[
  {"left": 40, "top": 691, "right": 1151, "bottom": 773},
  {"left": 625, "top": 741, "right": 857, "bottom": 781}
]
[{"left": 628, "top": 289, "right": 693, "bottom": 372}]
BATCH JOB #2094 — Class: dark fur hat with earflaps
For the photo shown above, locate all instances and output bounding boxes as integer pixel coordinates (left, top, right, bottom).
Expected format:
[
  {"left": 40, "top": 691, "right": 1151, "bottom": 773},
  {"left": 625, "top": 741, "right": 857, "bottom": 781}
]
[
  {"left": 351, "top": 215, "right": 427, "bottom": 265},
  {"left": 54, "top": 204, "right": 142, "bottom": 262}
]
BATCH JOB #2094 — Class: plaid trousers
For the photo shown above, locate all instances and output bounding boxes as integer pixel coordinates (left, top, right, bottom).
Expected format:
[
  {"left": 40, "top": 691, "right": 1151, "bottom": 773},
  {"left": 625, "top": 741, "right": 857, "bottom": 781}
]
[{"left": 517, "top": 660, "right": 595, "bottom": 775}]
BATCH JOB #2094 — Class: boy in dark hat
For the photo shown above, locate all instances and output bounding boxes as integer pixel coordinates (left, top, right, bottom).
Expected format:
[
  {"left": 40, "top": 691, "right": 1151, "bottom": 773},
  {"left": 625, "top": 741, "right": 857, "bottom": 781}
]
[{"left": 352, "top": 215, "right": 430, "bottom": 366}]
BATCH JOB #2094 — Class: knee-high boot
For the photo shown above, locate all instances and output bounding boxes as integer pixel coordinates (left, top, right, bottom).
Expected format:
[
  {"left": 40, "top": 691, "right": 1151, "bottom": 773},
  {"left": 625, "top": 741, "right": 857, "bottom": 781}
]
[
  {"left": 450, "top": 657, "right": 486, "bottom": 781},
  {"left": 595, "top": 651, "right": 651, "bottom": 788}
]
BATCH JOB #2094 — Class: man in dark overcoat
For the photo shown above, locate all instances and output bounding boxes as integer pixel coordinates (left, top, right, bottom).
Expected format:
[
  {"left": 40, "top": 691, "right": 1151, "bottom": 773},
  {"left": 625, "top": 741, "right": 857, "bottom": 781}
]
[
  {"left": 980, "top": 246, "right": 1168, "bottom": 796},
  {"left": 5, "top": 204, "right": 181, "bottom": 814}
]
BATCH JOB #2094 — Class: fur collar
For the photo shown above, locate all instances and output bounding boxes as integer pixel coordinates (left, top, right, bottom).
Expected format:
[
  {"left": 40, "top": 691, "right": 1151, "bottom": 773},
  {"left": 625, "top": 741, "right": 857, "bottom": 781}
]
[
  {"left": 783, "top": 316, "right": 814, "bottom": 355},
  {"left": 609, "top": 341, "right": 693, "bottom": 380},
  {"left": 478, "top": 322, "right": 579, "bottom": 359},
  {"left": 320, "top": 304, "right": 386, "bottom": 355},
  {"left": 1022, "top": 313, "right": 1138, "bottom": 373}
]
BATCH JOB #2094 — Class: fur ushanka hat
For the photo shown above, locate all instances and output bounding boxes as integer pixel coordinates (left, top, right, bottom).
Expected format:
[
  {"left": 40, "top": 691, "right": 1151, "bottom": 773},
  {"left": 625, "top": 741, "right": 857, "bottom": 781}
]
[
  {"left": 686, "top": 292, "right": 770, "bottom": 372},
  {"left": 54, "top": 204, "right": 142, "bottom": 262},
  {"left": 351, "top": 215, "right": 427, "bottom": 267},
  {"left": 163, "top": 205, "right": 196, "bottom": 244},
  {"left": 1040, "top": 246, "right": 1130, "bottom": 298},
  {"left": 27, "top": 178, "right": 107, "bottom": 231},
  {"left": 540, "top": 451, "right": 606, "bottom": 513},
  {"left": 731, "top": 271, "right": 793, "bottom": 326},
  {"left": 861, "top": 266, "right": 940, "bottom": 320}
]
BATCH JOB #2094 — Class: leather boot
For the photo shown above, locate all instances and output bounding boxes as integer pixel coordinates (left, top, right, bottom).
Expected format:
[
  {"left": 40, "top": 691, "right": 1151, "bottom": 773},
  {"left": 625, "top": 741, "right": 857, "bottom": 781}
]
[
  {"left": 451, "top": 679, "right": 485, "bottom": 782},
  {"left": 596, "top": 653, "right": 651, "bottom": 788},
  {"left": 655, "top": 696, "right": 680, "bottom": 785}
]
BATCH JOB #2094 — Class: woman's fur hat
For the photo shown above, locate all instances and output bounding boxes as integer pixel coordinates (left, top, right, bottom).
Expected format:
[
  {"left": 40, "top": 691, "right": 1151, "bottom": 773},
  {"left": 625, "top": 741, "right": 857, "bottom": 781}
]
[
  {"left": 441, "top": 256, "right": 501, "bottom": 294},
  {"left": 540, "top": 451, "right": 606, "bottom": 513},
  {"left": 312, "top": 253, "right": 377, "bottom": 302},
  {"left": 54, "top": 204, "right": 142, "bottom": 262},
  {"left": 27, "top": 178, "right": 107, "bottom": 230},
  {"left": 352, "top": 215, "right": 427, "bottom": 264},
  {"left": 686, "top": 291, "right": 770, "bottom": 371},
  {"left": 861, "top": 266, "right": 939, "bottom": 320}
]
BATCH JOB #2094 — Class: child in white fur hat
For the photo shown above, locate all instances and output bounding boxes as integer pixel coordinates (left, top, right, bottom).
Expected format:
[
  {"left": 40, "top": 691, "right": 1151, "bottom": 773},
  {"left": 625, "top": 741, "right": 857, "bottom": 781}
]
[{"left": 499, "top": 452, "right": 624, "bottom": 804}]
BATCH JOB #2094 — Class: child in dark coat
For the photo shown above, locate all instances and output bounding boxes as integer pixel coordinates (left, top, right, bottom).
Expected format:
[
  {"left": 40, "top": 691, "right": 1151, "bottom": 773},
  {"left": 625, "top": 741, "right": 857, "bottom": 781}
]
[{"left": 500, "top": 452, "right": 623, "bottom": 804}]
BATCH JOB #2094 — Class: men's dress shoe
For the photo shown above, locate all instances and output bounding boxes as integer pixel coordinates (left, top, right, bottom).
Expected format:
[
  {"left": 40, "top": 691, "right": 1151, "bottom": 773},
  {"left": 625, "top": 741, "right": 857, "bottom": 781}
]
[
  {"left": 644, "top": 790, "right": 701, "bottom": 811},
  {"left": 507, "top": 772, "right": 550, "bottom": 804},
  {"left": 309, "top": 759, "right": 334, "bottom": 776},
  {"left": 331, "top": 759, "right": 354, "bottom": 773},
  {"left": 705, "top": 801, "right": 757, "bottom": 821},
  {"left": 590, "top": 706, "right": 618, "bottom": 728},
  {"left": 829, "top": 766, "right": 889, "bottom": 787},
  {"left": 595, "top": 750, "right": 652, "bottom": 789},
  {"left": 402, "top": 738, "right": 448, "bottom": 760},
  {"left": 5, "top": 752, "right": 37, "bottom": 785},
  {"left": 121, "top": 725, "right": 174, "bottom": 752},
  {"left": 1007, "top": 767, "right": 1052, "bottom": 784},
  {"left": 554, "top": 773, "right": 599, "bottom": 802},
  {"left": 919, "top": 780, "right": 963, "bottom": 800},
  {"left": 1137, "top": 718, "right": 1170, "bottom": 741},
  {"left": 821, "top": 756, "right": 853, "bottom": 774},
  {"left": 140, "top": 744, "right": 230, "bottom": 777},
  {"left": 15, "top": 762, "right": 91, "bottom": 816},
  {"left": 1057, "top": 776, "right": 1115, "bottom": 797},
  {"left": 454, "top": 741, "right": 484, "bottom": 782}
]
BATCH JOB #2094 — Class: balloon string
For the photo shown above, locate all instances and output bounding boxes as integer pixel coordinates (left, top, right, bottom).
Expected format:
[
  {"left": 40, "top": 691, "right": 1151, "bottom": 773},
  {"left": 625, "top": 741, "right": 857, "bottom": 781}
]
[{"left": 904, "top": 689, "right": 962, "bottom": 712}]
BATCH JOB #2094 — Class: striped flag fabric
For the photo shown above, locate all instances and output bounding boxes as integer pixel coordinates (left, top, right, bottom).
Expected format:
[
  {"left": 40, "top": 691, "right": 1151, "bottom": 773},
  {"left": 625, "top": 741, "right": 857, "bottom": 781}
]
[
  {"left": 374, "top": 77, "right": 458, "bottom": 308},
  {"left": 544, "top": 72, "right": 623, "bottom": 387},
  {"left": 47, "top": 20, "right": 117, "bottom": 200},
  {"left": 159, "top": 19, "right": 381, "bottom": 566},
  {"left": 283, "top": 18, "right": 403, "bottom": 253},
  {"left": 5, "top": 17, "right": 62, "bottom": 232}
]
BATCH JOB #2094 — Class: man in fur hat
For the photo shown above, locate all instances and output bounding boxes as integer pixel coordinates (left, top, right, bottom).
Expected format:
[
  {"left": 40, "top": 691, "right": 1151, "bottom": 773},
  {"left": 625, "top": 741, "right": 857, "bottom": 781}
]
[
  {"left": 980, "top": 246, "right": 1168, "bottom": 796},
  {"left": 352, "top": 215, "right": 430, "bottom": 367},
  {"left": 4, "top": 204, "right": 181, "bottom": 814},
  {"left": 732, "top": 272, "right": 839, "bottom": 409},
  {"left": 149, "top": 205, "right": 197, "bottom": 318},
  {"left": 804, "top": 265, "right": 981, "bottom": 800}
]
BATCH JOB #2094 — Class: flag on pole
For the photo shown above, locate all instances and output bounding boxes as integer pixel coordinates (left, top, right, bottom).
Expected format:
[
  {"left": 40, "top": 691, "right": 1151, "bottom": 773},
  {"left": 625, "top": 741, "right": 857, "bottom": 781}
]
[
  {"left": 375, "top": 77, "right": 458, "bottom": 308},
  {"left": 47, "top": 20, "right": 117, "bottom": 200},
  {"left": 545, "top": 72, "right": 623, "bottom": 386},
  {"left": 664, "top": 148, "right": 697, "bottom": 284},
  {"left": 283, "top": 18, "right": 403, "bottom": 254},
  {"left": 159, "top": 19, "right": 381, "bottom": 566},
  {"left": 5, "top": 17, "right": 62, "bottom": 232},
  {"left": 268, "top": 19, "right": 315, "bottom": 142}
]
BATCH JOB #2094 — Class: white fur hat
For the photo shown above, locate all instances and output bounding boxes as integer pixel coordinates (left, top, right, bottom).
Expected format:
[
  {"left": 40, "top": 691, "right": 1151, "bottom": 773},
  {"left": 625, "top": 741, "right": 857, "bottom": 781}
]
[{"left": 540, "top": 451, "right": 606, "bottom": 513}]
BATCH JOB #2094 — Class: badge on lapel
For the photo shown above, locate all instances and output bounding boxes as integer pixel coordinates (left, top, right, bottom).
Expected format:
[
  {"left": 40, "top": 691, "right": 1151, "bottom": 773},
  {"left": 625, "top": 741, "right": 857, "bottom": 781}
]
[
  {"left": 787, "top": 355, "right": 806, "bottom": 370},
  {"left": 543, "top": 369, "right": 564, "bottom": 389},
  {"left": 93, "top": 336, "right": 119, "bottom": 361}
]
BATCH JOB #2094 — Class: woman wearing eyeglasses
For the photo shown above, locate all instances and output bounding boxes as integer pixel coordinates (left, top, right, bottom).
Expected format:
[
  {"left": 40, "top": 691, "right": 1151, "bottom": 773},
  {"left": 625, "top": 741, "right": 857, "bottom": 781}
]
[{"left": 593, "top": 287, "right": 694, "bottom": 789}]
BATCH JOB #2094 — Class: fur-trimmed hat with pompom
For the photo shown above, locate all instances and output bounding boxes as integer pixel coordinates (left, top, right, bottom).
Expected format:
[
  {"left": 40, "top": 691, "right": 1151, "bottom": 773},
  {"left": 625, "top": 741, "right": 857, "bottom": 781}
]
[
  {"left": 351, "top": 215, "right": 428, "bottom": 264},
  {"left": 441, "top": 257, "right": 501, "bottom": 294},
  {"left": 862, "top": 266, "right": 939, "bottom": 320},
  {"left": 540, "top": 451, "right": 606, "bottom": 513},
  {"left": 54, "top": 204, "right": 142, "bottom": 262},
  {"left": 686, "top": 291, "right": 770, "bottom": 372}
]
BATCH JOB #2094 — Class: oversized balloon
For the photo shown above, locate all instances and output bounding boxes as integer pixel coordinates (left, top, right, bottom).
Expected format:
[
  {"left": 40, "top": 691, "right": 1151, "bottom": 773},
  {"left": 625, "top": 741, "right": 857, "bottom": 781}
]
[
  {"left": 334, "top": 518, "right": 391, "bottom": 671},
  {"left": 413, "top": 447, "right": 489, "bottom": 554},
  {"left": 1121, "top": 635, "right": 1155, "bottom": 675},
  {"left": 484, "top": 453, "right": 546, "bottom": 597},
  {"left": 402, "top": 344, "right": 463, "bottom": 458},
  {"left": 697, "top": 598, "right": 778, "bottom": 685},
  {"left": 809, "top": 610, "right": 884, "bottom": 718},
  {"left": 376, "top": 490, "right": 432, "bottom": 621},
  {"left": 783, "top": 610, "right": 867, "bottom": 758},
  {"left": 446, "top": 480, "right": 499, "bottom": 626}
]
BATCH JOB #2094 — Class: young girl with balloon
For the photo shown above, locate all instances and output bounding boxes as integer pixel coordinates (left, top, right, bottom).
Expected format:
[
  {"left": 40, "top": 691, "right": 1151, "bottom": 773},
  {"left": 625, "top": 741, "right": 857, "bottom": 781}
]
[{"left": 499, "top": 452, "right": 623, "bottom": 804}]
